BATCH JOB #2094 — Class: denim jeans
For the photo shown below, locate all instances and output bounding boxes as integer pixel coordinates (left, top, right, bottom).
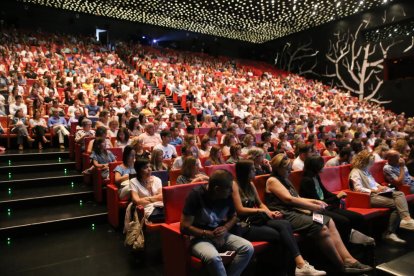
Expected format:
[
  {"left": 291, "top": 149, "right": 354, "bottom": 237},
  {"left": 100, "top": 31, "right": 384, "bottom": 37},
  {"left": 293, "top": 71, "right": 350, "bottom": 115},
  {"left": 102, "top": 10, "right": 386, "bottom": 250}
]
[{"left": 192, "top": 233, "right": 254, "bottom": 276}]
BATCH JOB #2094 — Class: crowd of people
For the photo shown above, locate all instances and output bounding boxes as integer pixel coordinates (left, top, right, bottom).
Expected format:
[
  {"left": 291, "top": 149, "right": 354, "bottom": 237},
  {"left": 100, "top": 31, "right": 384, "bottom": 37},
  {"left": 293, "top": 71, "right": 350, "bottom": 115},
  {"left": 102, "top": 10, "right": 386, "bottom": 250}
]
[{"left": 1, "top": 28, "right": 414, "bottom": 276}]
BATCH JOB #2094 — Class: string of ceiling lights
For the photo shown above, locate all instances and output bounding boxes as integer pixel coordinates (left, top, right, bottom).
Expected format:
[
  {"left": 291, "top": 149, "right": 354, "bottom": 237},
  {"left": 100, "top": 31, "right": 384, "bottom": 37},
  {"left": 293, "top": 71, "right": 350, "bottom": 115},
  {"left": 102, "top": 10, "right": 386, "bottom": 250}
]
[{"left": 18, "top": 0, "right": 394, "bottom": 43}]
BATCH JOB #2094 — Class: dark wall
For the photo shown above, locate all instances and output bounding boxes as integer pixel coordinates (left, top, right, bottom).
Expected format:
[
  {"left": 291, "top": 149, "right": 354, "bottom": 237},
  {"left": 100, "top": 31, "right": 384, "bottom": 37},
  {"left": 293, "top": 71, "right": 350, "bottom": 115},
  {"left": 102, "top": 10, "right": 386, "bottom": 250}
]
[
  {"left": 0, "top": 0, "right": 257, "bottom": 59},
  {"left": 259, "top": 0, "right": 414, "bottom": 114}
]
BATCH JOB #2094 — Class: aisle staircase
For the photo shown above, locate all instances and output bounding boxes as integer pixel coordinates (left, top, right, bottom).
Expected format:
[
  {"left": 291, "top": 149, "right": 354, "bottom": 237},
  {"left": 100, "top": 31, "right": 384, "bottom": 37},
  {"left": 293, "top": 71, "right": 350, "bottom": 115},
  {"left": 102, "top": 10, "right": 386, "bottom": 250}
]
[{"left": 0, "top": 149, "right": 107, "bottom": 239}]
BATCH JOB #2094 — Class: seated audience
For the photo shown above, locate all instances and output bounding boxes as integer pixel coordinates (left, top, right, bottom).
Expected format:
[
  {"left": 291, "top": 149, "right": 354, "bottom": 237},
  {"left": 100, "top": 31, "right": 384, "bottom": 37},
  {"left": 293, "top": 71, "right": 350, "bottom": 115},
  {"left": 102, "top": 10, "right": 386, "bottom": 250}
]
[
  {"left": 90, "top": 137, "right": 116, "bottom": 179},
  {"left": 301, "top": 156, "right": 375, "bottom": 245},
  {"left": 150, "top": 148, "right": 169, "bottom": 171},
  {"left": 350, "top": 150, "right": 414, "bottom": 244},
  {"left": 29, "top": 109, "right": 49, "bottom": 150},
  {"left": 204, "top": 145, "right": 224, "bottom": 166},
  {"left": 114, "top": 145, "right": 136, "bottom": 198},
  {"left": 233, "top": 160, "right": 326, "bottom": 275},
  {"left": 180, "top": 170, "right": 254, "bottom": 276},
  {"left": 247, "top": 147, "right": 271, "bottom": 175},
  {"left": 226, "top": 144, "right": 242, "bottom": 164},
  {"left": 130, "top": 158, "right": 164, "bottom": 222},
  {"left": 176, "top": 156, "right": 209, "bottom": 184},
  {"left": 11, "top": 109, "right": 34, "bottom": 150},
  {"left": 383, "top": 150, "right": 414, "bottom": 194},
  {"left": 153, "top": 130, "right": 177, "bottom": 159},
  {"left": 292, "top": 143, "right": 312, "bottom": 171},
  {"left": 325, "top": 147, "right": 353, "bottom": 167},
  {"left": 265, "top": 154, "right": 373, "bottom": 273}
]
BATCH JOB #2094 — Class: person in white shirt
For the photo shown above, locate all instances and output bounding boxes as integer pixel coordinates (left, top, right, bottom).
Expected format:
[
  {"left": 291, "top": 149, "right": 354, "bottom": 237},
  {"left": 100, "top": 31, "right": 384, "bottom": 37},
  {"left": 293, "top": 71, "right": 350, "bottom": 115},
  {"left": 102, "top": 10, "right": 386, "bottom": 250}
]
[
  {"left": 153, "top": 130, "right": 177, "bottom": 159},
  {"left": 9, "top": 95, "right": 28, "bottom": 116},
  {"left": 349, "top": 150, "right": 414, "bottom": 244},
  {"left": 138, "top": 123, "right": 162, "bottom": 148},
  {"left": 292, "top": 143, "right": 312, "bottom": 171}
]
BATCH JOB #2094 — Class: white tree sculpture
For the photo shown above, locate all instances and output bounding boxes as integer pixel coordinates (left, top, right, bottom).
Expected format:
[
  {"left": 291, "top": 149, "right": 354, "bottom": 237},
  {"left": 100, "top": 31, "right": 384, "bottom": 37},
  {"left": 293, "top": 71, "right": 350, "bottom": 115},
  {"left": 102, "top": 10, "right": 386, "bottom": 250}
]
[
  {"left": 275, "top": 40, "right": 319, "bottom": 76},
  {"left": 324, "top": 19, "right": 403, "bottom": 104}
]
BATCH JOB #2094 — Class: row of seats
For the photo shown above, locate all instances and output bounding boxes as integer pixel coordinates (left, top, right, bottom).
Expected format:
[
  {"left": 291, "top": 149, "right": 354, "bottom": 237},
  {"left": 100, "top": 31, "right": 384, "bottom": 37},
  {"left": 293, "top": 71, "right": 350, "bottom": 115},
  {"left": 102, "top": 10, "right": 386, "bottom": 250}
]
[{"left": 159, "top": 161, "right": 414, "bottom": 275}]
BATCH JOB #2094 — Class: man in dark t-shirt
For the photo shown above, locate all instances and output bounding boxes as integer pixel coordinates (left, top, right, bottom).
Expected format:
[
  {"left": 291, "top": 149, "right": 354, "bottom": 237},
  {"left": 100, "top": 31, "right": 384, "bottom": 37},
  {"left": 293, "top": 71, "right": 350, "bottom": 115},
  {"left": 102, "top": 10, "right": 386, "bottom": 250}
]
[{"left": 181, "top": 170, "right": 253, "bottom": 276}]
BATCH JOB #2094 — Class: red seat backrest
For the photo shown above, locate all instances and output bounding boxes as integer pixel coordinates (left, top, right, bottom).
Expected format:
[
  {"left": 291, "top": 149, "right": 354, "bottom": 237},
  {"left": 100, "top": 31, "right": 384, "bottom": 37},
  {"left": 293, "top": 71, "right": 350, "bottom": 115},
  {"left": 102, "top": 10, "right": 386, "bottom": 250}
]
[
  {"left": 169, "top": 169, "right": 182, "bottom": 186},
  {"left": 288, "top": 170, "right": 304, "bottom": 192},
  {"left": 319, "top": 166, "right": 342, "bottom": 192},
  {"left": 339, "top": 164, "right": 352, "bottom": 190},
  {"left": 205, "top": 164, "right": 236, "bottom": 178},
  {"left": 163, "top": 182, "right": 207, "bottom": 224},
  {"left": 253, "top": 174, "right": 270, "bottom": 202},
  {"left": 322, "top": 155, "right": 334, "bottom": 163},
  {"left": 108, "top": 148, "right": 123, "bottom": 161},
  {"left": 175, "top": 145, "right": 182, "bottom": 156},
  {"left": 369, "top": 160, "right": 387, "bottom": 185},
  {"left": 195, "top": 128, "right": 211, "bottom": 135},
  {"left": 109, "top": 161, "right": 123, "bottom": 184}
]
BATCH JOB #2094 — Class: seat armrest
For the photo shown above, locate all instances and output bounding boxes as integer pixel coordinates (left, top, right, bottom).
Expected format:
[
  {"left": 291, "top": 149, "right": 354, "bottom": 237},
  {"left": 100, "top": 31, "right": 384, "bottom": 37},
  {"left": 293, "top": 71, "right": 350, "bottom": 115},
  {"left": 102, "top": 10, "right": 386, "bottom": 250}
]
[{"left": 345, "top": 190, "right": 371, "bottom": 209}]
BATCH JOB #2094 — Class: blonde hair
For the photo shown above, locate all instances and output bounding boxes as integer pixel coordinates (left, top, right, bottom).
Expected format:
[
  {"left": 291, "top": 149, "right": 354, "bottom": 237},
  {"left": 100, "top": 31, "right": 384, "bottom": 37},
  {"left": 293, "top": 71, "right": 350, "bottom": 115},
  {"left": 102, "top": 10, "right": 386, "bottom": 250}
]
[
  {"left": 351, "top": 150, "right": 373, "bottom": 169},
  {"left": 247, "top": 147, "right": 264, "bottom": 160},
  {"left": 393, "top": 139, "right": 408, "bottom": 155},
  {"left": 270, "top": 153, "right": 290, "bottom": 171}
]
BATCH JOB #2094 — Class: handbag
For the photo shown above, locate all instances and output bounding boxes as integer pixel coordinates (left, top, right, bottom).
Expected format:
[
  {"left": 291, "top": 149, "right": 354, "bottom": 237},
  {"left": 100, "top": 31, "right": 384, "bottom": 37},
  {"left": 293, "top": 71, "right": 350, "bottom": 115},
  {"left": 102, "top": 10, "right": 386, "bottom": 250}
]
[
  {"left": 148, "top": 206, "right": 165, "bottom": 223},
  {"left": 244, "top": 211, "right": 270, "bottom": 227},
  {"left": 124, "top": 202, "right": 145, "bottom": 251}
]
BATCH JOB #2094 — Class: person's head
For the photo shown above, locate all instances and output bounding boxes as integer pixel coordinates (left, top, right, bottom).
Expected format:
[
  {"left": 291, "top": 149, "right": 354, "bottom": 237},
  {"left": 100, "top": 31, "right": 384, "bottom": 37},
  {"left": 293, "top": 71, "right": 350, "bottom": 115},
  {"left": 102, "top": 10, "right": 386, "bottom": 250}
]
[
  {"left": 374, "top": 144, "right": 389, "bottom": 158},
  {"left": 207, "top": 169, "right": 233, "bottom": 200},
  {"left": 351, "top": 139, "right": 364, "bottom": 154},
  {"left": 394, "top": 139, "right": 410, "bottom": 156},
  {"left": 304, "top": 155, "right": 325, "bottom": 177},
  {"left": 270, "top": 153, "right": 292, "bottom": 178},
  {"left": 117, "top": 127, "right": 130, "bottom": 142},
  {"left": 386, "top": 149, "right": 401, "bottom": 166},
  {"left": 14, "top": 109, "right": 23, "bottom": 118},
  {"left": 338, "top": 147, "right": 353, "bottom": 163},
  {"left": 186, "top": 125, "right": 195, "bottom": 134},
  {"left": 130, "top": 137, "right": 144, "bottom": 151},
  {"left": 261, "top": 131, "right": 272, "bottom": 143},
  {"left": 82, "top": 118, "right": 92, "bottom": 130},
  {"left": 52, "top": 108, "right": 60, "bottom": 118},
  {"left": 325, "top": 140, "right": 336, "bottom": 151},
  {"left": 223, "top": 133, "right": 236, "bottom": 147},
  {"left": 92, "top": 137, "right": 106, "bottom": 153},
  {"left": 181, "top": 145, "right": 192, "bottom": 157},
  {"left": 247, "top": 147, "right": 265, "bottom": 165},
  {"left": 170, "top": 126, "right": 180, "bottom": 138},
  {"left": 109, "top": 119, "right": 119, "bottom": 130},
  {"left": 236, "top": 160, "right": 255, "bottom": 187},
  {"left": 134, "top": 158, "right": 152, "bottom": 181},
  {"left": 184, "top": 134, "right": 197, "bottom": 146},
  {"left": 200, "top": 136, "right": 211, "bottom": 151},
  {"left": 160, "top": 130, "right": 172, "bottom": 144},
  {"left": 122, "top": 145, "right": 136, "bottom": 166},
  {"left": 95, "top": 126, "right": 108, "bottom": 139},
  {"left": 243, "top": 134, "right": 254, "bottom": 147},
  {"left": 181, "top": 156, "right": 198, "bottom": 178},
  {"left": 128, "top": 117, "right": 139, "bottom": 131},
  {"left": 296, "top": 143, "right": 311, "bottom": 161},
  {"left": 150, "top": 148, "right": 164, "bottom": 166},
  {"left": 351, "top": 150, "right": 374, "bottom": 170},
  {"left": 209, "top": 145, "right": 222, "bottom": 163},
  {"left": 230, "top": 144, "right": 242, "bottom": 159}
]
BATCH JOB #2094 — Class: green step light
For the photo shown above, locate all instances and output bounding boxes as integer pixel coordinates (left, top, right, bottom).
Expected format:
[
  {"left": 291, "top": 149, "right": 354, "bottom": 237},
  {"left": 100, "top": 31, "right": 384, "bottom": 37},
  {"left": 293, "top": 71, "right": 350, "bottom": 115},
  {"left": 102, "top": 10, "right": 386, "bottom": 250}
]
[
  {"left": 8, "top": 188, "right": 12, "bottom": 195},
  {"left": 71, "top": 182, "right": 74, "bottom": 188},
  {"left": 79, "top": 200, "right": 83, "bottom": 206},
  {"left": 7, "top": 237, "right": 11, "bottom": 246},
  {"left": 91, "top": 223, "right": 95, "bottom": 230},
  {"left": 7, "top": 208, "right": 11, "bottom": 216}
]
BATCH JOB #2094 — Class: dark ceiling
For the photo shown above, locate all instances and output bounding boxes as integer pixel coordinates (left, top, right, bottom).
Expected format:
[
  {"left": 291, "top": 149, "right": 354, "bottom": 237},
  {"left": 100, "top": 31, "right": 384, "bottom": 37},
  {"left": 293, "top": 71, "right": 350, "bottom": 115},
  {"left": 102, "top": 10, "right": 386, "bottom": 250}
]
[{"left": 17, "top": 0, "right": 394, "bottom": 43}]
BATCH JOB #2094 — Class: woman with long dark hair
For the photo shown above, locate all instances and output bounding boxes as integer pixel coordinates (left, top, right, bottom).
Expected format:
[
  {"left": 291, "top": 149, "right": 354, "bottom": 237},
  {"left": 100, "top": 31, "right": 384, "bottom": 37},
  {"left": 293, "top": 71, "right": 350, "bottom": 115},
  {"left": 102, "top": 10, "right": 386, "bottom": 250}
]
[
  {"left": 130, "top": 158, "right": 164, "bottom": 222},
  {"left": 233, "top": 160, "right": 325, "bottom": 275},
  {"left": 300, "top": 156, "right": 374, "bottom": 245},
  {"left": 264, "top": 154, "right": 372, "bottom": 273}
]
